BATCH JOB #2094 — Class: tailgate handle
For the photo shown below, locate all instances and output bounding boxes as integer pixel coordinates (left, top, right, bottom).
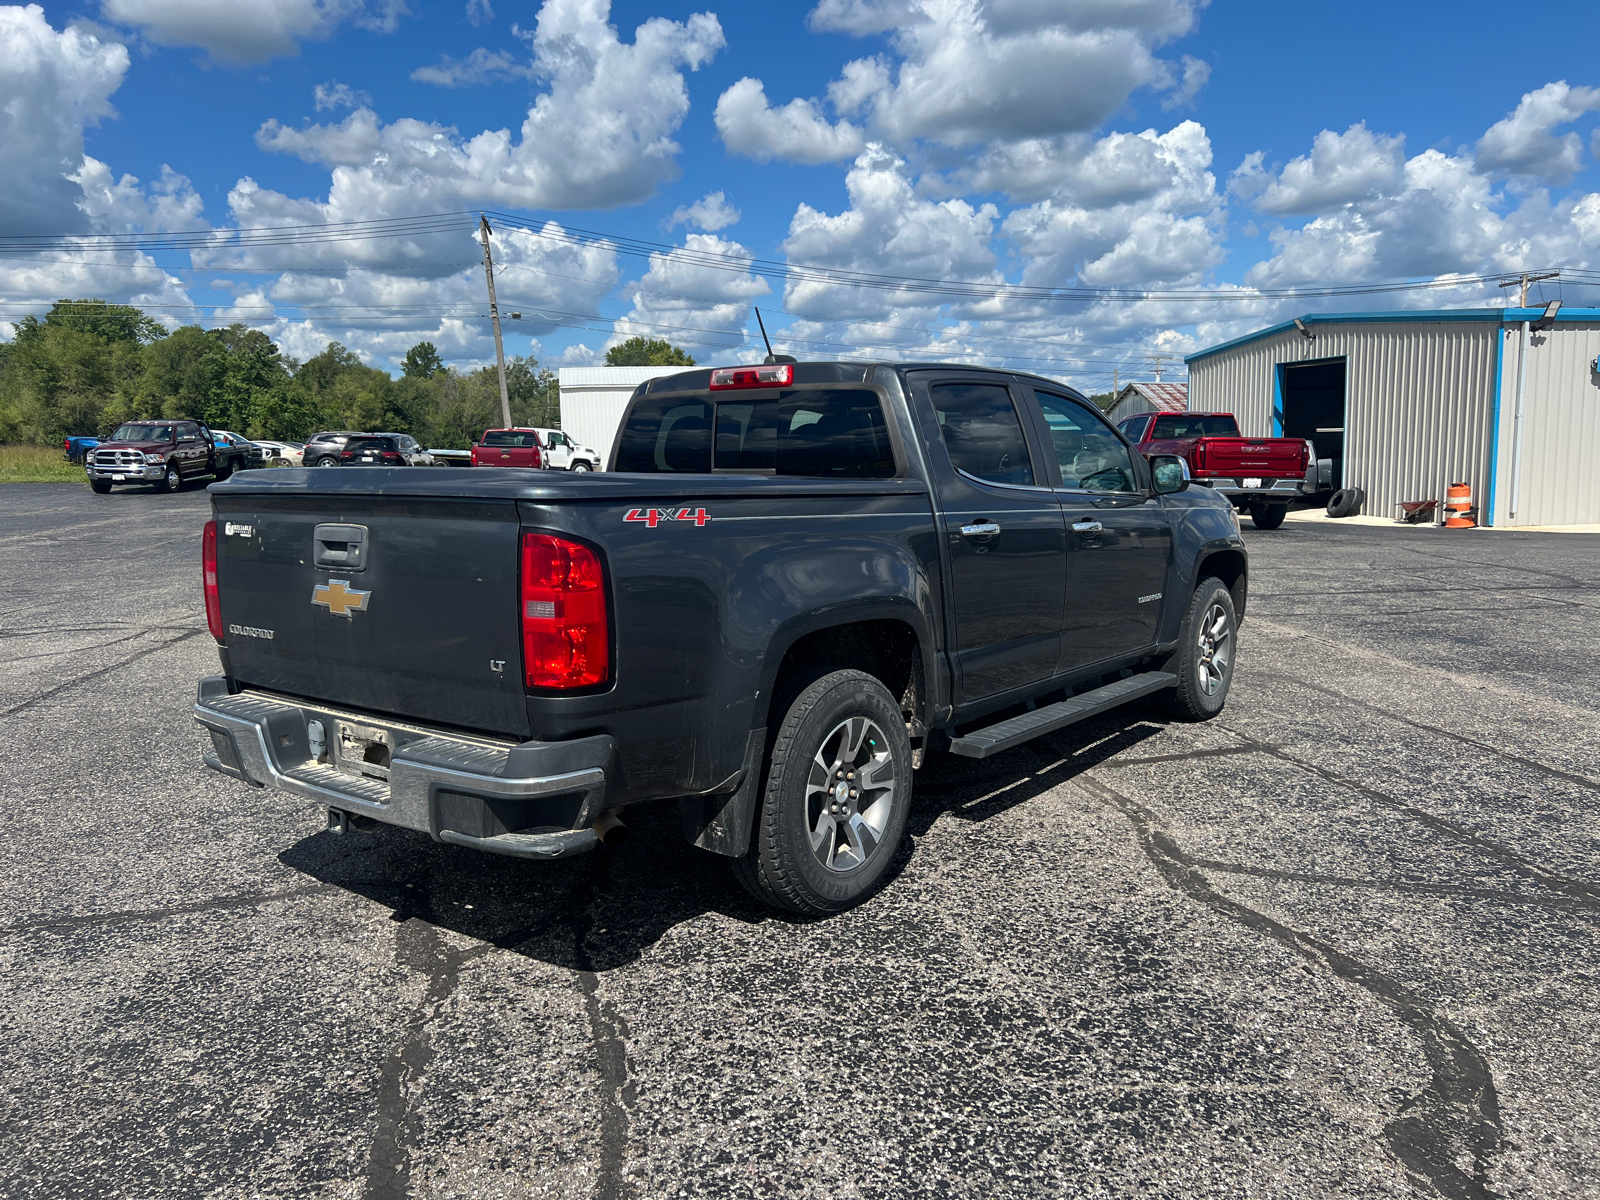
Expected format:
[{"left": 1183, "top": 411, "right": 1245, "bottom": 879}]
[{"left": 313, "top": 523, "right": 368, "bottom": 571}]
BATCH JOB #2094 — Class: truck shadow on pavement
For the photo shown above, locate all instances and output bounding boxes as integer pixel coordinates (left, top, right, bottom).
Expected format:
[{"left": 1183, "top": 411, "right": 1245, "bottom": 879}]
[{"left": 279, "top": 710, "right": 1170, "bottom": 973}]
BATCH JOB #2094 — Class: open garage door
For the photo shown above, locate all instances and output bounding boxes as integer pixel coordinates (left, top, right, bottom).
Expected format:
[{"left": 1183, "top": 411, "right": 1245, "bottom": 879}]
[{"left": 1279, "top": 358, "right": 1346, "bottom": 491}]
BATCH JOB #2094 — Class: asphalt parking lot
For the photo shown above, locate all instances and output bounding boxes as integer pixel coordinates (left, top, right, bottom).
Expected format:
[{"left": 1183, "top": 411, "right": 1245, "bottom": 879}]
[{"left": 2, "top": 480, "right": 1597, "bottom": 1200}]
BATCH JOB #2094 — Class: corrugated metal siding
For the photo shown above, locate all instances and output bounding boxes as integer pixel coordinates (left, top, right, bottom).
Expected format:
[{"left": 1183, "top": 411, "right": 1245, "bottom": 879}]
[
  {"left": 1189, "top": 322, "right": 1499, "bottom": 524},
  {"left": 1509, "top": 322, "right": 1600, "bottom": 526},
  {"left": 557, "top": 366, "right": 688, "bottom": 467}
]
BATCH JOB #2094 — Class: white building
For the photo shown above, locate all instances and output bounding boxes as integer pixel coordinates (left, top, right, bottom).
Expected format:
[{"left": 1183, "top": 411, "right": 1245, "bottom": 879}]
[
  {"left": 1185, "top": 307, "right": 1600, "bottom": 527},
  {"left": 557, "top": 366, "right": 694, "bottom": 467}
]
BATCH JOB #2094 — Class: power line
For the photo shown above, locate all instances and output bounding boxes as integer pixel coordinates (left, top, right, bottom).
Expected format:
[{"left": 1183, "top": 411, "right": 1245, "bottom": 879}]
[{"left": 0, "top": 207, "right": 1566, "bottom": 305}]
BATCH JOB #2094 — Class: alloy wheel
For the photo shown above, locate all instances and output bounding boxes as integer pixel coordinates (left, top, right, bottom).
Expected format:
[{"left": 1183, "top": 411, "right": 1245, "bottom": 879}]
[
  {"left": 1196, "top": 603, "right": 1232, "bottom": 696},
  {"left": 804, "top": 716, "right": 897, "bottom": 873}
]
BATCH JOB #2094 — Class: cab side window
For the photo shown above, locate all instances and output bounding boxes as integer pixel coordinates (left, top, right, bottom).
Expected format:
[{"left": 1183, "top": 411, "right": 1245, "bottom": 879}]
[
  {"left": 931, "top": 382, "right": 1034, "bottom": 486},
  {"left": 177, "top": 423, "right": 200, "bottom": 443},
  {"left": 1034, "top": 392, "right": 1138, "bottom": 493}
]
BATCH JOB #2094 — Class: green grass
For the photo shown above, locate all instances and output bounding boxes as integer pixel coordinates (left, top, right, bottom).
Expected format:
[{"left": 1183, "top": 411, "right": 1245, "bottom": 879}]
[{"left": 0, "top": 445, "right": 90, "bottom": 484}]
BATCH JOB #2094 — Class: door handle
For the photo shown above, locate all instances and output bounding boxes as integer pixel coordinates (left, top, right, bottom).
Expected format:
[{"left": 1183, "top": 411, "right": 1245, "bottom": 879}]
[
  {"left": 961, "top": 522, "right": 1001, "bottom": 537},
  {"left": 1071, "top": 519, "right": 1103, "bottom": 533}
]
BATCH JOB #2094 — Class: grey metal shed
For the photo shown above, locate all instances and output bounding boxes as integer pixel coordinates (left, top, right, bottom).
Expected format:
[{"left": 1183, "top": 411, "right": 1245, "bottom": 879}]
[{"left": 1185, "top": 308, "right": 1600, "bottom": 527}]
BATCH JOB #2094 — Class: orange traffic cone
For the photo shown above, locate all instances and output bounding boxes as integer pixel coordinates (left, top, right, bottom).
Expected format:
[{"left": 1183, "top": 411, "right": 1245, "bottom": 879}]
[{"left": 1444, "top": 482, "right": 1475, "bottom": 527}]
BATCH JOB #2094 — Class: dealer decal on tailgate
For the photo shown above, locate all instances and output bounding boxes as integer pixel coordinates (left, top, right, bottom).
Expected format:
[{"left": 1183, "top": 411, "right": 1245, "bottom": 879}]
[{"left": 625, "top": 507, "right": 711, "bottom": 528}]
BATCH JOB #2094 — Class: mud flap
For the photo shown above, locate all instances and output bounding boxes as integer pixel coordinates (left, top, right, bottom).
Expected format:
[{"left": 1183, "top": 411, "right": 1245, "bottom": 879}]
[{"left": 679, "top": 728, "right": 766, "bottom": 857}]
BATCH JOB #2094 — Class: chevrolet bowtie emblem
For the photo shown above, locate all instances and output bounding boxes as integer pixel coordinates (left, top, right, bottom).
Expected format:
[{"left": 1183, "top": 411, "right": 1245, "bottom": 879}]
[{"left": 312, "top": 578, "right": 371, "bottom": 618}]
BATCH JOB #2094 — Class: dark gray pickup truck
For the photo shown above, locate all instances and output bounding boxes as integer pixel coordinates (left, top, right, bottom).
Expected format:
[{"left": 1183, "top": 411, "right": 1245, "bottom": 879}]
[{"left": 195, "top": 361, "right": 1247, "bottom": 914}]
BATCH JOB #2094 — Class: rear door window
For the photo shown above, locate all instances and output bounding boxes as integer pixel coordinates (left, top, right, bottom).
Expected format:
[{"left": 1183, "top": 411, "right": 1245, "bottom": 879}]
[
  {"left": 617, "top": 389, "right": 896, "bottom": 477},
  {"left": 930, "top": 382, "right": 1034, "bottom": 486},
  {"left": 481, "top": 431, "right": 539, "bottom": 448},
  {"left": 1152, "top": 414, "right": 1239, "bottom": 438}
]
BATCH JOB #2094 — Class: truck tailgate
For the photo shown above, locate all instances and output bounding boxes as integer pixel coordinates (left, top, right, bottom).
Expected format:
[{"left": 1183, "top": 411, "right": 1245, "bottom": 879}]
[
  {"left": 211, "top": 493, "right": 529, "bottom": 738},
  {"left": 1196, "top": 437, "right": 1304, "bottom": 477}
]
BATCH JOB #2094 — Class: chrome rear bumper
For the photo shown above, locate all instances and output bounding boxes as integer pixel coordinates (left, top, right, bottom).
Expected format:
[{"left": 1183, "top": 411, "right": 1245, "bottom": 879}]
[{"left": 193, "top": 677, "right": 614, "bottom": 860}]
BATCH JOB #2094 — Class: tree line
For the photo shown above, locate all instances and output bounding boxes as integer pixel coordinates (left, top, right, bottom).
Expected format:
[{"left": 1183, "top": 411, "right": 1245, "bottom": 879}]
[{"left": 0, "top": 299, "right": 563, "bottom": 449}]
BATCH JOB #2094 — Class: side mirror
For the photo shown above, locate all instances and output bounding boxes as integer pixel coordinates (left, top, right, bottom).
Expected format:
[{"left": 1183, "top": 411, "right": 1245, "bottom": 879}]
[{"left": 1150, "top": 454, "right": 1188, "bottom": 495}]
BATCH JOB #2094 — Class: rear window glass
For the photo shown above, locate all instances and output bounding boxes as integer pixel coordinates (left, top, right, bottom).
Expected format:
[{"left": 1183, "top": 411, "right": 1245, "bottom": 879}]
[
  {"left": 615, "top": 389, "right": 895, "bottom": 477},
  {"left": 1152, "top": 414, "right": 1239, "bottom": 438},
  {"left": 346, "top": 437, "right": 395, "bottom": 451},
  {"left": 481, "top": 430, "right": 540, "bottom": 447}
]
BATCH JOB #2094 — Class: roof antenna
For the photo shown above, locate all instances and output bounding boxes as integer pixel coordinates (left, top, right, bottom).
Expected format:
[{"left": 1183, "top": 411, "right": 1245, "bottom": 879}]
[{"left": 754, "top": 307, "right": 796, "bottom": 365}]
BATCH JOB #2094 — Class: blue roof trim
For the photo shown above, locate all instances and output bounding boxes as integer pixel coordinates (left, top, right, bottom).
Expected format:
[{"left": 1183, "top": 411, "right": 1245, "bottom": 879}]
[{"left": 1184, "top": 307, "right": 1600, "bottom": 364}]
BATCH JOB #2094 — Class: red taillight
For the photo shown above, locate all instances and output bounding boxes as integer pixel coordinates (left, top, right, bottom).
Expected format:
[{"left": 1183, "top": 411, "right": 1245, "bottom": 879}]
[
  {"left": 520, "top": 533, "right": 608, "bottom": 689},
  {"left": 531, "top": 446, "right": 542, "bottom": 468},
  {"left": 382, "top": 451, "right": 402, "bottom": 462},
  {"left": 1190, "top": 441, "right": 1207, "bottom": 474},
  {"left": 202, "top": 520, "right": 223, "bottom": 642},
  {"left": 709, "top": 363, "right": 793, "bottom": 390}
]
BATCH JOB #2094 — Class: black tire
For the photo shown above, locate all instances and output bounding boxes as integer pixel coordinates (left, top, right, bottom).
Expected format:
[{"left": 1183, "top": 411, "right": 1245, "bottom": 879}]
[
  {"left": 1326, "top": 488, "right": 1357, "bottom": 518},
  {"left": 733, "top": 669, "right": 912, "bottom": 916},
  {"left": 161, "top": 463, "right": 181, "bottom": 493},
  {"left": 1157, "top": 578, "right": 1238, "bottom": 722},
  {"left": 90, "top": 479, "right": 112, "bottom": 494},
  {"left": 571, "top": 461, "right": 592, "bottom": 472},
  {"left": 315, "top": 456, "right": 339, "bottom": 468},
  {"left": 1248, "top": 502, "right": 1287, "bottom": 530},
  {"left": 1350, "top": 487, "right": 1365, "bottom": 514}
]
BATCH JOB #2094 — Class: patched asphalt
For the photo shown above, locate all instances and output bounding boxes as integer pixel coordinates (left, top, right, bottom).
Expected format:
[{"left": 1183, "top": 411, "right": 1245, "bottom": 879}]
[{"left": 1, "top": 480, "right": 1596, "bottom": 1199}]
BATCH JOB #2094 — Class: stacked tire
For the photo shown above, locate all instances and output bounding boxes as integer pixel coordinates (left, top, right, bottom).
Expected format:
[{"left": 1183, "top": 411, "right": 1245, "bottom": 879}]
[{"left": 1326, "top": 488, "right": 1365, "bottom": 518}]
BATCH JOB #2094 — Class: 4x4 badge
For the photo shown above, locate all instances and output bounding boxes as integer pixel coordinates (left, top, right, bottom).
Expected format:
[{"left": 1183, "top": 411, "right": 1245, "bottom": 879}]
[
  {"left": 312, "top": 578, "right": 371, "bottom": 618},
  {"left": 625, "top": 507, "right": 710, "bottom": 527}
]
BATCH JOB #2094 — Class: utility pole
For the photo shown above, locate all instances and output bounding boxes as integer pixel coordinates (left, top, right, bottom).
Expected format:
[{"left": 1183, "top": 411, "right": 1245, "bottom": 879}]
[
  {"left": 1145, "top": 353, "right": 1173, "bottom": 382},
  {"left": 1495, "top": 272, "right": 1557, "bottom": 521},
  {"left": 478, "top": 214, "right": 512, "bottom": 428},
  {"left": 1497, "top": 270, "right": 1559, "bottom": 309}
]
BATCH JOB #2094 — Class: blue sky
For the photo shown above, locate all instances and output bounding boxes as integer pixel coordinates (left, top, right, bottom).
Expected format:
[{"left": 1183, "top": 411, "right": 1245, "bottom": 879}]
[{"left": 5, "top": 0, "right": 1600, "bottom": 390}]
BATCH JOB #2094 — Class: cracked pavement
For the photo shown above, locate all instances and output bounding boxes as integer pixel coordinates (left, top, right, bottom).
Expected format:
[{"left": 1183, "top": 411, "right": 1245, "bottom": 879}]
[{"left": 1, "top": 481, "right": 1597, "bottom": 1198}]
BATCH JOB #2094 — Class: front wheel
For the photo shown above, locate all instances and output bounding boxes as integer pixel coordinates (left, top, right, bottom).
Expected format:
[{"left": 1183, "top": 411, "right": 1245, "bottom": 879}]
[
  {"left": 161, "top": 463, "right": 181, "bottom": 493},
  {"left": 733, "top": 669, "right": 912, "bottom": 916},
  {"left": 1248, "top": 502, "right": 1286, "bottom": 530},
  {"left": 571, "top": 461, "right": 592, "bottom": 473},
  {"left": 90, "top": 479, "right": 112, "bottom": 495},
  {"left": 1157, "top": 578, "right": 1237, "bottom": 722}
]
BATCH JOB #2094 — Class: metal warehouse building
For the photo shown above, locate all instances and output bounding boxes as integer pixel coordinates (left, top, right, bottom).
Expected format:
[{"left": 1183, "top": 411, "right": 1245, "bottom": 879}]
[{"left": 1185, "top": 307, "right": 1600, "bottom": 527}]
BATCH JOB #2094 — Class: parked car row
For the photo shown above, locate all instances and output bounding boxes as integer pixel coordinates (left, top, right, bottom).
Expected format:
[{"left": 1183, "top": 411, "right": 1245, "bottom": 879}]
[{"left": 80, "top": 423, "right": 598, "bottom": 493}]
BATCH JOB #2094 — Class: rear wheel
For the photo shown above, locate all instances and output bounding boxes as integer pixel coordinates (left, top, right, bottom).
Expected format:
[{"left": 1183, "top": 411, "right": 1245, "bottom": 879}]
[
  {"left": 90, "top": 480, "right": 112, "bottom": 494},
  {"left": 1157, "top": 578, "right": 1237, "bottom": 722},
  {"left": 733, "top": 669, "right": 911, "bottom": 916},
  {"left": 213, "top": 459, "right": 233, "bottom": 481},
  {"left": 315, "top": 456, "right": 339, "bottom": 467},
  {"left": 1248, "top": 502, "right": 1286, "bottom": 530}
]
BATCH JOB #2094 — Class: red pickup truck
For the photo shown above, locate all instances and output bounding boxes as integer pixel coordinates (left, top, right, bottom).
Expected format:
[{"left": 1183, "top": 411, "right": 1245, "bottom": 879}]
[
  {"left": 1116, "top": 412, "right": 1320, "bottom": 530},
  {"left": 470, "top": 428, "right": 543, "bottom": 468}
]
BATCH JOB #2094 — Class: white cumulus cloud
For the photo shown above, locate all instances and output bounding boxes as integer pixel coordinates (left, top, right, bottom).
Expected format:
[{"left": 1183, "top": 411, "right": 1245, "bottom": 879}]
[
  {"left": 101, "top": 0, "right": 410, "bottom": 66},
  {"left": 253, "top": 0, "right": 724, "bottom": 215},
  {"left": 714, "top": 78, "right": 865, "bottom": 165},
  {"left": 669, "top": 191, "right": 741, "bottom": 231},
  {"left": 0, "top": 5, "right": 131, "bottom": 235},
  {"left": 1475, "top": 81, "right": 1600, "bottom": 184},
  {"left": 1233, "top": 123, "right": 1407, "bottom": 215},
  {"left": 611, "top": 233, "right": 770, "bottom": 358}
]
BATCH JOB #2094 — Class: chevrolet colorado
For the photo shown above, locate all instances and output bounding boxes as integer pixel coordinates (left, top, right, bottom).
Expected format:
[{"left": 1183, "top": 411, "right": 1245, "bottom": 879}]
[{"left": 195, "top": 362, "right": 1247, "bottom": 914}]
